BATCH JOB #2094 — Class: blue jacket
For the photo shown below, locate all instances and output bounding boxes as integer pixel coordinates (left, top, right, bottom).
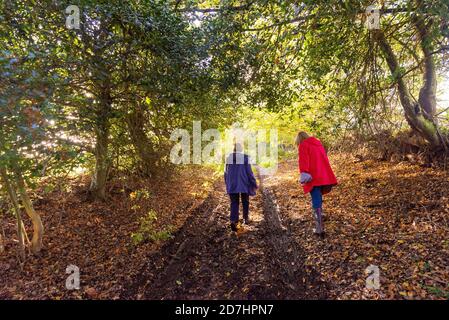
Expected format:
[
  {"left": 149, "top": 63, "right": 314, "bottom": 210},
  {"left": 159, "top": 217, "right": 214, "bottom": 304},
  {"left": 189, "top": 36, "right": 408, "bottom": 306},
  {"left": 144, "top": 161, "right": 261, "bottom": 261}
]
[{"left": 224, "top": 153, "right": 258, "bottom": 195}]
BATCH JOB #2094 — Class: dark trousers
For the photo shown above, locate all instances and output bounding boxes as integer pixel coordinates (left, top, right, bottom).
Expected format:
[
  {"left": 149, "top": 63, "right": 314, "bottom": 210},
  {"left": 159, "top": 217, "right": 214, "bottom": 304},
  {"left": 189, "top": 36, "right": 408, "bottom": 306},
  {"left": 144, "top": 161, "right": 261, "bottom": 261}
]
[
  {"left": 229, "top": 193, "right": 249, "bottom": 223},
  {"left": 310, "top": 186, "right": 323, "bottom": 209}
]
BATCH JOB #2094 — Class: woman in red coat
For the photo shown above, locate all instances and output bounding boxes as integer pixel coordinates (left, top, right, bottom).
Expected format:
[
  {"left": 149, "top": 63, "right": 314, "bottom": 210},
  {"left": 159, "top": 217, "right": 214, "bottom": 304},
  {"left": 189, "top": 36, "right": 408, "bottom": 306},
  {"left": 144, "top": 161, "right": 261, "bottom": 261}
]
[{"left": 295, "top": 131, "right": 337, "bottom": 237}]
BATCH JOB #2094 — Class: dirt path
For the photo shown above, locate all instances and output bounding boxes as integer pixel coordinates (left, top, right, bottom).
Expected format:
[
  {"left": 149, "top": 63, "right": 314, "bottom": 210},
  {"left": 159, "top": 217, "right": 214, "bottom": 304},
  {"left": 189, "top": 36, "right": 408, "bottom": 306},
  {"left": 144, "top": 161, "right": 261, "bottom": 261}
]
[
  {"left": 123, "top": 177, "right": 327, "bottom": 300},
  {"left": 121, "top": 154, "right": 449, "bottom": 300}
]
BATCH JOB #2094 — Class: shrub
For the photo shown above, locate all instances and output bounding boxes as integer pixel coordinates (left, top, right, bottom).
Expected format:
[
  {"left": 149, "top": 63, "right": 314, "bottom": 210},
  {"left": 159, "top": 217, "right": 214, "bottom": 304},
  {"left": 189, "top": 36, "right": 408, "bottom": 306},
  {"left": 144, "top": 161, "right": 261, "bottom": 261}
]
[{"left": 131, "top": 210, "right": 173, "bottom": 245}]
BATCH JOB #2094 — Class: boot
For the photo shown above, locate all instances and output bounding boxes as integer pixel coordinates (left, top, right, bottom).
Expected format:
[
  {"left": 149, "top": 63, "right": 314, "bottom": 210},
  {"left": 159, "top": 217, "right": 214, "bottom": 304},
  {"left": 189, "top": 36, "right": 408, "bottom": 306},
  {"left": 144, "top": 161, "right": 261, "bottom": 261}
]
[{"left": 312, "top": 207, "right": 324, "bottom": 236}]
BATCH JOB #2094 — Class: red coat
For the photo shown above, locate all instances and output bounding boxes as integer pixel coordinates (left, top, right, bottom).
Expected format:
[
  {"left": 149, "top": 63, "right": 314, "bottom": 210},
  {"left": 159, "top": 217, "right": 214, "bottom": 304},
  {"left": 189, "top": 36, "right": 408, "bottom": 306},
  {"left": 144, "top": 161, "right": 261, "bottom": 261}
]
[{"left": 298, "top": 137, "right": 338, "bottom": 194}]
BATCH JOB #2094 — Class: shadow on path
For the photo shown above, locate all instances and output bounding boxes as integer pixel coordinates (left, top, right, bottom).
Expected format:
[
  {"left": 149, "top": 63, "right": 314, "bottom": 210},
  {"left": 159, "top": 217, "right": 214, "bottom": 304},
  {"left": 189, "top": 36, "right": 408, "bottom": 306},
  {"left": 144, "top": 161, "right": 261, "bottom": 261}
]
[{"left": 122, "top": 177, "right": 329, "bottom": 299}]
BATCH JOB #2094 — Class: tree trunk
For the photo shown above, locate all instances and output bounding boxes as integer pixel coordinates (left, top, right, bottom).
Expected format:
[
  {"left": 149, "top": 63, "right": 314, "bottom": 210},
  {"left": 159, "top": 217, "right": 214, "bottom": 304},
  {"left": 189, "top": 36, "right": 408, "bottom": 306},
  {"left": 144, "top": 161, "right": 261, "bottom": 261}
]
[
  {"left": 413, "top": 15, "right": 437, "bottom": 119},
  {"left": 373, "top": 29, "right": 442, "bottom": 148},
  {"left": 89, "top": 87, "right": 112, "bottom": 201},
  {"left": 1, "top": 167, "right": 26, "bottom": 259},
  {"left": 126, "top": 106, "right": 156, "bottom": 176},
  {"left": 90, "top": 123, "right": 110, "bottom": 200},
  {"left": 15, "top": 171, "right": 44, "bottom": 254}
]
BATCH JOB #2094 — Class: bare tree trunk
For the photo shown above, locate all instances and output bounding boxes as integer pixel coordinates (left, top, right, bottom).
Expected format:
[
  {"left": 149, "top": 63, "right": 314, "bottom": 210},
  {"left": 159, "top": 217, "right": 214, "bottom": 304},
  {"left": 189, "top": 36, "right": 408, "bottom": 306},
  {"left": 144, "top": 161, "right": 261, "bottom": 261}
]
[
  {"left": 1, "top": 167, "right": 26, "bottom": 260},
  {"left": 126, "top": 105, "right": 156, "bottom": 176},
  {"left": 89, "top": 86, "right": 112, "bottom": 201},
  {"left": 413, "top": 15, "right": 437, "bottom": 119},
  {"left": 374, "top": 29, "right": 442, "bottom": 148},
  {"left": 90, "top": 123, "right": 110, "bottom": 200},
  {"left": 14, "top": 171, "right": 44, "bottom": 254}
]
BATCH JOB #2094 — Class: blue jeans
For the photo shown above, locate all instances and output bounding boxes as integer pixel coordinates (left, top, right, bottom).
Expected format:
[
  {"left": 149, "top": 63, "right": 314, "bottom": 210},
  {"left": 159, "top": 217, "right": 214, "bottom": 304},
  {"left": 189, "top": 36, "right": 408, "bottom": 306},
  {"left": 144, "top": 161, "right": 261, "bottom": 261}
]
[
  {"left": 310, "top": 186, "right": 323, "bottom": 209},
  {"left": 229, "top": 193, "right": 249, "bottom": 222}
]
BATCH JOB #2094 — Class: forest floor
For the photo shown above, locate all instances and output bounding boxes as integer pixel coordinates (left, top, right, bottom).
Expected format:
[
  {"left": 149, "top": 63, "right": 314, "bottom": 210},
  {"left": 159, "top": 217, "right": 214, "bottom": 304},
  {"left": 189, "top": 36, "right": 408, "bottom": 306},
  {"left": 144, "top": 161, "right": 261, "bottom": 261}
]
[
  {"left": 1, "top": 153, "right": 449, "bottom": 299},
  {"left": 0, "top": 167, "right": 217, "bottom": 299}
]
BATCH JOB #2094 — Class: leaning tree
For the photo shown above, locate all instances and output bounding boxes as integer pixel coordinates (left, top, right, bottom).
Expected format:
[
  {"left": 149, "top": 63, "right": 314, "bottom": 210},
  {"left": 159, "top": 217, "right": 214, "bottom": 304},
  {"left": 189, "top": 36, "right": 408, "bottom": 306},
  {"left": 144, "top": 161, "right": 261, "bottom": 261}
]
[{"left": 181, "top": 0, "right": 449, "bottom": 148}]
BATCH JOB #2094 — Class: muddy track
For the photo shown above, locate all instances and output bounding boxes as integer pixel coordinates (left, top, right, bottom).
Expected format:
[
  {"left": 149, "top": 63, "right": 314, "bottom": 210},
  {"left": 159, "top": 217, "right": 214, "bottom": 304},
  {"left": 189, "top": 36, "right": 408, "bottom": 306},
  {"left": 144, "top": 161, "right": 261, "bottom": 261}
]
[
  {"left": 120, "top": 186, "right": 222, "bottom": 299},
  {"left": 122, "top": 177, "right": 328, "bottom": 299}
]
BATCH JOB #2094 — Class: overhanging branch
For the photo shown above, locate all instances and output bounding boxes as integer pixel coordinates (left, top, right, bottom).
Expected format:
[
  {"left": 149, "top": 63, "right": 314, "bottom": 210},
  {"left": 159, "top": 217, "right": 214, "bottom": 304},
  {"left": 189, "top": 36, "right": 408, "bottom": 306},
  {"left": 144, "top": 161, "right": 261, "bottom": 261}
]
[{"left": 175, "top": 1, "right": 255, "bottom": 13}]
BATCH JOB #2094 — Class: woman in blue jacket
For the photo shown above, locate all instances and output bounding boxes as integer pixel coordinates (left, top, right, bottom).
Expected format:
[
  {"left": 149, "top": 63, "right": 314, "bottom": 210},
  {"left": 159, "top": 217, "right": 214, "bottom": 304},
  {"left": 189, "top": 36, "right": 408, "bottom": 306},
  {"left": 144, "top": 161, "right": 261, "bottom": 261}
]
[{"left": 224, "top": 143, "right": 258, "bottom": 231}]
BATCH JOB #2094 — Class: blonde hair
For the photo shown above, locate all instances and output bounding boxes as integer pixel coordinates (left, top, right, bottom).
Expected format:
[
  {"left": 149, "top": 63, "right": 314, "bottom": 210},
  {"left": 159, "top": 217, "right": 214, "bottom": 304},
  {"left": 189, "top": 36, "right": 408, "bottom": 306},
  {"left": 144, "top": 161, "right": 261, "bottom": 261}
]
[
  {"left": 234, "top": 143, "right": 243, "bottom": 152},
  {"left": 295, "top": 131, "right": 310, "bottom": 145}
]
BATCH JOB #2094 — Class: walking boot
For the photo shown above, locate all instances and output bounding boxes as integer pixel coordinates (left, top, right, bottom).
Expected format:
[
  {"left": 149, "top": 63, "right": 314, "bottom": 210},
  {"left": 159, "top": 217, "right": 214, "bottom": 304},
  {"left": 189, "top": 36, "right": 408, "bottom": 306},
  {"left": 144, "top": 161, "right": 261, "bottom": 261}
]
[{"left": 313, "top": 207, "right": 325, "bottom": 238}]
